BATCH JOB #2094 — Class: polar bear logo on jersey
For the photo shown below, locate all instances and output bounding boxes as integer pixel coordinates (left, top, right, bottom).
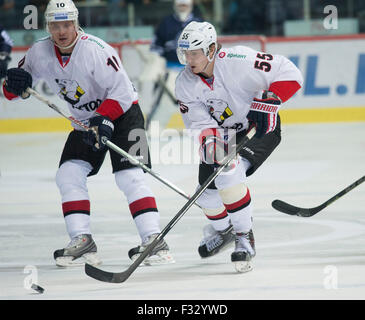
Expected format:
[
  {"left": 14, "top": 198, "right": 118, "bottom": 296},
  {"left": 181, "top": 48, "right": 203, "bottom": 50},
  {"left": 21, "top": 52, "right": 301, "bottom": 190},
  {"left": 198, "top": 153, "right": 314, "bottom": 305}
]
[
  {"left": 206, "top": 98, "right": 233, "bottom": 125},
  {"left": 55, "top": 79, "right": 85, "bottom": 105}
]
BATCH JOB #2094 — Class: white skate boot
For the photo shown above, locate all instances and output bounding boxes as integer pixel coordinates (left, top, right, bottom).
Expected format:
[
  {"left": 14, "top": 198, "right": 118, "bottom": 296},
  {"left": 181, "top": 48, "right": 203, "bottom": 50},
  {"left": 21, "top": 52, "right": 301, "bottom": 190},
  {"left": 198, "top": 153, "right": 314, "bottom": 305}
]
[
  {"left": 128, "top": 233, "right": 174, "bottom": 266},
  {"left": 198, "top": 224, "right": 235, "bottom": 258},
  {"left": 54, "top": 234, "right": 102, "bottom": 267},
  {"left": 231, "top": 230, "right": 255, "bottom": 273}
]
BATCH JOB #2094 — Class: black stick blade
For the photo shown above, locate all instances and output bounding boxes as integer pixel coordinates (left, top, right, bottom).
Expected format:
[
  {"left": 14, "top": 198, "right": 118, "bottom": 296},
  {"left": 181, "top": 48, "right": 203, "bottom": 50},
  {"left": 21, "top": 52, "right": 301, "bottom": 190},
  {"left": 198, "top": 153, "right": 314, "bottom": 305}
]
[
  {"left": 85, "top": 263, "right": 129, "bottom": 283},
  {"left": 272, "top": 176, "right": 364, "bottom": 218},
  {"left": 271, "top": 200, "right": 322, "bottom": 217}
]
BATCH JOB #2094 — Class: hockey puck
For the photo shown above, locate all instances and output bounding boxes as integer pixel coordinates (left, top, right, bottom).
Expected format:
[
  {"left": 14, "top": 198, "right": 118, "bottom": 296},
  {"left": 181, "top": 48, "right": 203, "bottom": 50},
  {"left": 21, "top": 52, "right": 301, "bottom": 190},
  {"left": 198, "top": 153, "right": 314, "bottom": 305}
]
[{"left": 31, "top": 284, "right": 45, "bottom": 294}]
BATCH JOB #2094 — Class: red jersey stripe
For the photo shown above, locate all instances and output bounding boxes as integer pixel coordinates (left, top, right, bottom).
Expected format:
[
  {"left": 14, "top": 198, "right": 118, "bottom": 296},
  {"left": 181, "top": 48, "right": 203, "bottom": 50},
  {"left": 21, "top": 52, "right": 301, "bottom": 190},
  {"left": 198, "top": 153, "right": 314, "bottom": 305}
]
[
  {"left": 269, "top": 81, "right": 301, "bottom": 103},
  {"left": 96, "top": 98, "right": 124, "bottom": 121}
]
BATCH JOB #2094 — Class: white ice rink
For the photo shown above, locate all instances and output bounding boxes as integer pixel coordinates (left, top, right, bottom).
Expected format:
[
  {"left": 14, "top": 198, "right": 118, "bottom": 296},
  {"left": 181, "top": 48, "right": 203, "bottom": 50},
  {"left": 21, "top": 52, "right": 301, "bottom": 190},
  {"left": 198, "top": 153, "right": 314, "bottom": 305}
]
[{"left": 0, "top": 122, "right": 364, "bottom": 300}]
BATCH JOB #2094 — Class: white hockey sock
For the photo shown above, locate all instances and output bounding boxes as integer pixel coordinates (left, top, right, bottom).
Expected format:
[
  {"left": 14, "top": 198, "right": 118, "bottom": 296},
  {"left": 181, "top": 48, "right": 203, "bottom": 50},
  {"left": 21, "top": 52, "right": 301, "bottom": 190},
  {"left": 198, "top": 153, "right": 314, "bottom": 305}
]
[
  {"left": 115, "top": 168, "right": 161, "bottom": 242},
  {"left": 203, "top": 207, "right": 231, "bottom": 231},
  {"left": 229, "top": 205, "right": 253, "bottom": 234},
  {"left": 197, "top": 189, "right": 231, "bottom": 231},
  {"left": 64, "top": 213, "right": 91, "bottom": 239},
  {"left": 219, "top": 184, "right": 253, "bottom": 233},
  {"left": 56, "top": 160, "right": 92, "bottom": 239},
  {"left": 133, "top": 210, "right": 161, "bottom": 243}
]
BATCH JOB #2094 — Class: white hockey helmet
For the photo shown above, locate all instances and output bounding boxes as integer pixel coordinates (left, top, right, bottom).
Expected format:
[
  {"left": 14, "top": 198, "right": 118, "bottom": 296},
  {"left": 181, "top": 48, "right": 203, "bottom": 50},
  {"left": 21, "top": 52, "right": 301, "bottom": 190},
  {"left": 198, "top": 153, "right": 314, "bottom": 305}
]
[
  {"left": 177, "top": 21, "right": 217, "bottom": 65},
  {"left": 45, "top": 0, "right": 79, "bottom": 29},
  {"left": 45, "top": 0, "right": 82, "bottom": 50}
]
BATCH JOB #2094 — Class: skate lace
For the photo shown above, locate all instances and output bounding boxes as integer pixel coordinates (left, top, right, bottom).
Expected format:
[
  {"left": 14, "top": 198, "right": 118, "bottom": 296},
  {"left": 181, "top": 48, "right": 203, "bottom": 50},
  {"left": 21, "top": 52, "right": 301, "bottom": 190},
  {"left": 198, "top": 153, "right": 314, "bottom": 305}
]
[
  {"left": 206, "top": 234, "right": 223, "bottom": 252},
  {"left": 142, "top": 234, "right": 157, "bottom": 247},
  {"left": 235, "top": 234, "right": 254, "bottom": 255},
  {"left": 141, "top": 234, "right": 168, "bottom": 254},
  {"left": 66, "top": 235, "right": 85, "bottom": 249}
]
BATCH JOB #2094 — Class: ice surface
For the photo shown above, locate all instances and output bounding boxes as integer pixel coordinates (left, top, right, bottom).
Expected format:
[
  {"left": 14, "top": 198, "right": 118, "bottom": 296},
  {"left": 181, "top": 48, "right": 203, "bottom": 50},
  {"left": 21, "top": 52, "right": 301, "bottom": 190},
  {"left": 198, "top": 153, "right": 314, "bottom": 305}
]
[{"left": 0, "top": 122, "right": 364, "bottom": 300}]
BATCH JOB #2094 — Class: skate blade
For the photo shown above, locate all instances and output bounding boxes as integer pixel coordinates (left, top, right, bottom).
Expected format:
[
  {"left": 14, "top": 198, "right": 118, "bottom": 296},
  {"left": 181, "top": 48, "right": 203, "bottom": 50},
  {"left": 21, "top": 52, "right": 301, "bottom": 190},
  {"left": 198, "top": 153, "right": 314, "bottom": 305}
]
[
  {"left": 130, "top": 251, "right": 175, "bottom": 266},
  {"left": 145, "top": 251, "right": 175, "bottom": 266},
  {"left": 144, "top": 255, "right": 175, "bottom": 266},
  {"left": 56, "top": 253, "right": 102, "bottom": 267},
  {"left": 234, "top": 261, "right": 253, "bottom": 273}
]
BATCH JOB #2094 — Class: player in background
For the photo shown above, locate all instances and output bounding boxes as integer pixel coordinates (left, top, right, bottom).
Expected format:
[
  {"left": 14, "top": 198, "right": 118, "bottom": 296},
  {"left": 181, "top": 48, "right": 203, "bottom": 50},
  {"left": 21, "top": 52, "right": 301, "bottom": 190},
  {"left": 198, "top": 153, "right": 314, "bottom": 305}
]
[
  {"left": 175, "top": 21, "right": 303, "bottom": 272},
  {"left": 141, "top": 0, "right": 203, "bottom": 129},
  {"left": 2, "top": 0, "right": 174, "bottom": 267},
  {"left": 150, "top": 0, "right": 202, "bottom": 68},
  {"left": 0, "top": 25, "right": 13, "bottom": 80}
]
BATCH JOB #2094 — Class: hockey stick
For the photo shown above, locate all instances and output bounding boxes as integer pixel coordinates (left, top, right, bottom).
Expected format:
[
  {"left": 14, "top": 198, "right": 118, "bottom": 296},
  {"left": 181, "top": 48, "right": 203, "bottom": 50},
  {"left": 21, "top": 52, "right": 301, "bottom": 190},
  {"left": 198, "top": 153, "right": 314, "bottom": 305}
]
[
  {"left": 84, "top": 127, "right": 256, "bottom": 283},
  {"left": 26, "top": 88, "right": 200, "bottom": 208},
  {"left": 272, "top": 175, "right": 365, "bottom": 217}
]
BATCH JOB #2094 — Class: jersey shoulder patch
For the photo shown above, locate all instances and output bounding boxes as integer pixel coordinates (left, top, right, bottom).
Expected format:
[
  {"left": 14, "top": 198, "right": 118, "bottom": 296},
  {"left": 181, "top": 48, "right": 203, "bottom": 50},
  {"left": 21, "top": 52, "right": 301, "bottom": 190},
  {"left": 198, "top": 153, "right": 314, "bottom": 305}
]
[
  {"left": 79, "top": 34, "right": 107, "bottom": 50},
  {"left": 216, "top": 46, "right": 251, "bottom": 61}
]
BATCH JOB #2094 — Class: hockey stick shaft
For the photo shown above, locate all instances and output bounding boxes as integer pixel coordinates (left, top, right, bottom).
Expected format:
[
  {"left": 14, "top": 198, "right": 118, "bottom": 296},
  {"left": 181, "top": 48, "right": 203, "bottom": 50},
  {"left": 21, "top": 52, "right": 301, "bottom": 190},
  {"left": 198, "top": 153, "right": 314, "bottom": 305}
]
[
  {"left": 322, "top": 175, "right": 365, "bottom": 207},
  {"left": 102, "top": 137, "right": 200, "bottom": 207},
  {"left": 85, "top": 127, "right": 256, "bottom": 283},
  {"left": 27, "top": 88, "right": 90, "bottom": 130},
  {"left": 272, "top": 175, "right": 365, "bottom": 217},
  {"left": 26, "top": 88, "right": 201, "bottom": 208}
]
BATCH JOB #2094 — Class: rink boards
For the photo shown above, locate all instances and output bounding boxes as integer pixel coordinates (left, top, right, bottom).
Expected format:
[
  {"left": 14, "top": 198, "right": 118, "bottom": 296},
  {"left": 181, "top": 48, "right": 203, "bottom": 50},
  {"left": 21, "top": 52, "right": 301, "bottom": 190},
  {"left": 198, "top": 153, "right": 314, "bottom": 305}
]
[{"left": 0, "top": 34, "right": 365, "bottom": 133}]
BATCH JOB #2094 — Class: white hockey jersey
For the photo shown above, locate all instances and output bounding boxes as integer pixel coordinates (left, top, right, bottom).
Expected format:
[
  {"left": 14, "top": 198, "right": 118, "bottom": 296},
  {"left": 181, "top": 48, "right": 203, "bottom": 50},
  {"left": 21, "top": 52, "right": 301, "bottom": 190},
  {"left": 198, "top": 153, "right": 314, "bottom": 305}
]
[
  {"left": 20, "top": 33, "right": 137, "bottom": 128},
  {"left": 175, "top": 45, "right": 303, "bottom": 134}
]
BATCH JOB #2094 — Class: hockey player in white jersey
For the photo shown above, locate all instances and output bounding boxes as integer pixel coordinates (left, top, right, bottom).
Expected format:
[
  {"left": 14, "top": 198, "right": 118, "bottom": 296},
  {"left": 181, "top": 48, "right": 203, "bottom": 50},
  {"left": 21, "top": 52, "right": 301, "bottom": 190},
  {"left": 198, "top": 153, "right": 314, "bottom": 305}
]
[
  {"left": 2, "top": 0, "right": 174, "bottom": 267},
  {"left": 175, "top": 21, "right": 303, "bottom": 272}
]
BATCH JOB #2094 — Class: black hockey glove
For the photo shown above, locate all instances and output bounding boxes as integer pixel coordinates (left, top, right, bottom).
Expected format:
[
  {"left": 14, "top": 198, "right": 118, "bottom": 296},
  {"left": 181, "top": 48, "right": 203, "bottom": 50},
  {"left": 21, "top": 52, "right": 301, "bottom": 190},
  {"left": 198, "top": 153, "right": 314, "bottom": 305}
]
[
  {"left": 83, "top": 115, "right": 114, "bottom": 151},
  {"left": 0, "top": 53, "right": 11, "bottom": 79},
  {"left": 247, "top": 90, "right": 281, "bottom": 138},
  {"left": 4, "top": 68, "right": 32, "bottom": 98}
]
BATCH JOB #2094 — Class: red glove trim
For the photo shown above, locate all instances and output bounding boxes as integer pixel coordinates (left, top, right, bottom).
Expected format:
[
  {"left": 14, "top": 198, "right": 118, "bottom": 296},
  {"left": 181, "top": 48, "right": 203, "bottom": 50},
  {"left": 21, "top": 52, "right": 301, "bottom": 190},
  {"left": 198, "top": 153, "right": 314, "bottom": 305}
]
[
  {"left": 96, "top": 99, "right": 124, "bottom": 121},
  {"left": 2, "top": 81, "right": 18, "bottom": 100},
  {"left": 269, "top": 81, "right": 301, "bottom": 103},
  {"left": 198, "top": 128, "right": 221, "bottom": 145}
]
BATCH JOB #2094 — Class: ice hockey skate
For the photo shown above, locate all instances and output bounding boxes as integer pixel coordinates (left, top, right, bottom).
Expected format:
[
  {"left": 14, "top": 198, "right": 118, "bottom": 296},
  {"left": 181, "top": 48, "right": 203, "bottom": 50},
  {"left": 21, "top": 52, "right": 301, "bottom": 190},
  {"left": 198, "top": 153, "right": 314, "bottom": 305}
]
[
  {"left": 198, "top": 224, "right": 235, "bottom": 258},
  {"left": 54, "top": 234, "right": 102, "bottom": 267},
  {"left": 128, "top": 233, "right": 174, "bottom": 266},
  {"left": 231, "top": 230, "right": 255, "bottom": 273}
]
